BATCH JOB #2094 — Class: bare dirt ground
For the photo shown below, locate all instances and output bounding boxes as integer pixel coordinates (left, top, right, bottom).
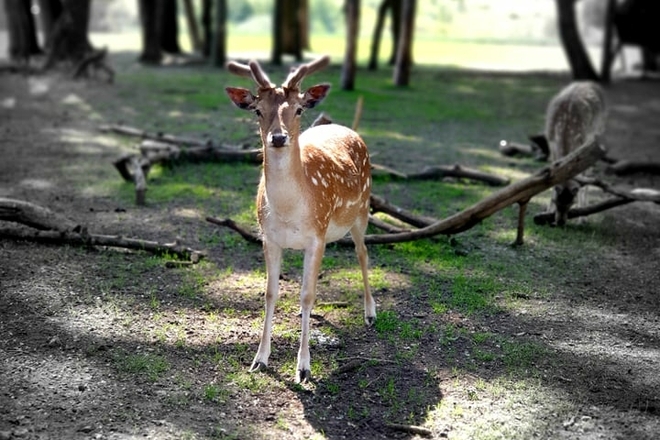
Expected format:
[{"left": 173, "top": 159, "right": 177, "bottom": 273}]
[{"left": 1, "top": 58, "right": 660, "bottom": 440}]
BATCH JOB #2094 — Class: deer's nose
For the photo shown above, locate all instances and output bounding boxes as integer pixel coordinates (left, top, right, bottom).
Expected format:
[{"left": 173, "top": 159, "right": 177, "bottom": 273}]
[{"left": 270, "top": 133, "right": 288, "bottom": 148}]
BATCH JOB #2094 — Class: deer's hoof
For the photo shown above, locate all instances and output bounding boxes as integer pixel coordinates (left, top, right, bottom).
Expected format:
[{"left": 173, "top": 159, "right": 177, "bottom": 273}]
[
  {"left": 296, "top": 369, "right": 312, "bottom": 384},
  {"left": 365, "top": 315, "right": 376, "bottom": 327},
  {"left": 249, "top": 361, "right": 268, "bottom": 373}
]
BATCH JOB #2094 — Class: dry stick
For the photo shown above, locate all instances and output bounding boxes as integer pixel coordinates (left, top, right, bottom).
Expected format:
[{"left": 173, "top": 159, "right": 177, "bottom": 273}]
[
  {"left": 406, "top": 164, "right": 510, "bottom": 186},
  {"left": 384, "top": 422, "right": 433, "bottom": 437},
  {"left": 100, "top": 124, "right": 212, "bottom": 147},
  {"left": 371, "top": 162, "right": 509, "bottom": 186},
  {"left": 370, "top": 194, "right": 439, "bottom": 228},
  {"left": 205, "top": 216, "right": 261, "bottom": 244},
  {"left": 0, "top": 198, "right": 80, "bottom": 232},
  {"left": 368, "top": 214, "right": 410, "bottom": 234},
  {"left": 352, "top": 95, "right": 364, "bottom": 131},
  {"left": 131, "top": 156, "right": 148, "bottom": 206},
  {"left": 533, "top": 179, "right": 660, "bottom": 225},
  {"left": 0, "top": 228, "right": 203, "bottom": 261},
  {"left": 533, "top": 197, "right": 633, "bottom": 225}
]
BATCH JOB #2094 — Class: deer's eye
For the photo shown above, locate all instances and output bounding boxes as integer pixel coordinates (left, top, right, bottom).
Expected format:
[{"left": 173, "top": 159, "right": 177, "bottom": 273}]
[
  {"left": 295, "top": 108, "right": 303, "bottom": 116},
  {"left": 254, "top": 109, "right": 262, "bottom": 117}
]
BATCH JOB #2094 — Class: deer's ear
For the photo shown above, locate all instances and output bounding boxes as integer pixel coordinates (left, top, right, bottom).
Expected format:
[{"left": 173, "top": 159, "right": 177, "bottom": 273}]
[
  {"left": 302, "top": 84, "right": 330, "bottom": 109},
  {"left": 226, "top": 87, "right": 256, "bottom": 110}
]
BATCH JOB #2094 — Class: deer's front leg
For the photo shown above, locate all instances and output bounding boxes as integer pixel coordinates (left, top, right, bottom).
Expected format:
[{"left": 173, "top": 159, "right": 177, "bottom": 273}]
[
  {"left": 296, "top": 240, "right": 325, "bottom": 383},
  {"left": 250, "top": 241, "right": 282, "bottom": 372}
]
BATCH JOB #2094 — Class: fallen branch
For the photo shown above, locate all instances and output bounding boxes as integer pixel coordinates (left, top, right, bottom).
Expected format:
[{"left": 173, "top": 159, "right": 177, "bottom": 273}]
[
  {"left": 205, "top": 216, "right": 261, "bottom": 244},
  {"left": 0, "top": 228, "right": 203, "bottom": 261},
  {"left": 0, "top": 198, "right": 204, "bottom": 261},
  {"left": 533, "top": 197, "right": 633, "bottom": 225},
  {"left": 533, "top": 182, "right": 660, "bottom": 225},
  {"left": 372, "top": 163, "right": 509, "bottom": 186},
  {"left": 384, "top": 422, "right": 433, "bottom": 437},
  {"left": 370, "top": 194, "right": 439, "bottom": 229},
  {"left": 607, "top": 160, "right": 660, "bottom": 176},
  {"left": 0, "top": 198, "right": 81, "bottom": 232}
]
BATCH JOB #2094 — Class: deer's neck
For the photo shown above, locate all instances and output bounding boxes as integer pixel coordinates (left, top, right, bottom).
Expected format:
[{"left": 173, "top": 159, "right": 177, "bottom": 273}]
[{"left": 262, "top": 142, "right": 306, "bottom": 202}]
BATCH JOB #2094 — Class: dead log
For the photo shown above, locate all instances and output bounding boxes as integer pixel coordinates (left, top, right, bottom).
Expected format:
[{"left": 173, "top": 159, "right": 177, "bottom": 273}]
[
  {"left": 0, "top": 228, "right": 203, "bottom": 261},
  {"left": 384, "top": 422, "right": 433, "bottom": 437},
  {"left": 205, "top": 217, "right": 261, "bottom": 244},
  {"left": 533, "top": 182, "right": 660, "bottom": 225},
  {"left": 0, "top": 198, "right": 81, "bottom": 232},
  {"left": 407, "top": 164, "right": 510, "bottom": 186},
  {"left": 371, "top": 162, "right": 509, "bottom": 186},
  {"left": 607, "top": 160, "right": 660, "bottom": 176},
  {"left": 0, "top": 198, "right": 203, "bottom": 261},
  {"left": 100, "top": 124, "right": 213, "bottom": 148},
  {"left": 370, "top": 194, "right": 439, "bottom": 228},
  {"left": 533, "top": 197, "right": 632, "bottom": 225},
  {"left": 208, "top": 138, "right": 605, "bottom": 245}
]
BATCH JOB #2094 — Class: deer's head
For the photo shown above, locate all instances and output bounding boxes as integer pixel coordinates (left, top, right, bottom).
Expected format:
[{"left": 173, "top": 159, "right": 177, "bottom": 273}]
[{"left": 225, "top": 56, "right": 331, "bottom": 149}]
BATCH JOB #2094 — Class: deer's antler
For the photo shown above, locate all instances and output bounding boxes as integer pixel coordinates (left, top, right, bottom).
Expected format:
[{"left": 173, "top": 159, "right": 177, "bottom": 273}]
[
  {"left": 283, "top": 55, "right": 331, "bottom": 90},
  {"left": 226, "top": 60, "right": 274, "bottom": 90}
]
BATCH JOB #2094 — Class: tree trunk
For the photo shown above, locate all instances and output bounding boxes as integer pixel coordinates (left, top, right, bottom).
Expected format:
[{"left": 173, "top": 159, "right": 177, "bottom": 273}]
[
  {"left": 4, "top": 0, "right": 42, "bottom": 61},
  {"left": 555, "top": 0, "right": 599, "bottom": 80},
  {"left": 368, "top": 0, "right": 390, "bottom": 70},
  {"left": 182, "top": 0, "right": 202, "bottom": 53},
  {"left": 389, "top": 0, "right": 402, "bottom": 65},
  {"left": 393, "top": 0, "right": 416, "bottom": 86},
  {"left": 341, "top": 0, "right": 360, "bottom": 90},
  {"left": 138, "top": 0, "right": 163, "bottom": 63},
  {"left": 211, "top": 0, "right": 227, "bottom": 66},
  {"left": 272, "top": 0, "right": 284, "bottom": 64},
  {"left": 42, "top": 0, "right": 93, "bottom": 70},
  {"left": 600, "top": 0, "right": 616, "bottom": 83},
  {"left": 272, "top": 0, "right": 308, "bottom": 64},
  {"left": 160, "top": 0, "right": 181, "bottom": 54},
  {"left": 37, "top": 0, "right": 63, "bottom": 51},
  {"left": 202, "top": 0, "right": 212, "bottom": 57}
]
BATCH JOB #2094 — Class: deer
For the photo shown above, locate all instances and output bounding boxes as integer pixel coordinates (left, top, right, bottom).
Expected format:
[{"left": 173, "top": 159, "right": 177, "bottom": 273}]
[
  {"left": 544, "top": 81, "right": 606, "bottom": 226},
  {"left": 224, "top": 55, "right": 376, "bottom": 383}
]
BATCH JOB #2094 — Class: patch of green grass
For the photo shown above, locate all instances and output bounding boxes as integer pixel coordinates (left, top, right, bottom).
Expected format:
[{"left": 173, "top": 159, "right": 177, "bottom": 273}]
[
  {"left": 113, "top": 351, "right": 170, "bottom": 382},
  {"left": 501, "top": 340, "right": 549, "bottom": 372}
]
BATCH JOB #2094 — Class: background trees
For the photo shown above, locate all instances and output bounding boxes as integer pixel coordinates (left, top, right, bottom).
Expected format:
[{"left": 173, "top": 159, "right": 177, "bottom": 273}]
[{"left": 3, "top": 0, "right": 657, "bottom": 84}]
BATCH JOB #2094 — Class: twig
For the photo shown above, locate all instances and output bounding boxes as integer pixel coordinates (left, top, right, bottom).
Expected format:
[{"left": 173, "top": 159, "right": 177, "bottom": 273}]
[
  {"left": 205, "top": 217, "right": 262, "bottom": 244},
  {"left": 352, "top": 95, "right": 364, "bottom": 131},
  {"left": 384, "top": 422, "right": 433, "bottom": 437}
]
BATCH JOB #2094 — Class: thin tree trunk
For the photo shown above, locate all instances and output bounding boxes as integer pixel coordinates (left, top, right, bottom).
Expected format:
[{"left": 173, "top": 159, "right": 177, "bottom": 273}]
[
  {"left": 389, "top": 0, "right": 402, "bottom": 65},
  {"left": 138, "top": 0, "right": 163, "bottom": 63},
  {"left": 182, "top": 0, "right": 202, "bottom": 53},
  {"left": 555, "top": 0, "right": 599, "bottom": 80},
  {"left": 4, "top": 0, "right": 42, "bottom": 61},
  {"left": 272, "top": 0, "right": 284, "bottom": 65},
  {"left": 600, "top": 0, "right": 616, "bottom": 83},
  {"left": 341, "top": 0, "right": 360, "bottom": 90},
  {"left": 393, "top": 0, "right": 416, "bottom": 86},
  {"left": 368, "top": 0, "right": 390, "bottom": 70},
  {"left": 211, "top": 0, "right": 226, "bottom": 66},
  {"left": 37, "top": 0, "right": 63, "bottom": 51},
  {"left": 160, "top": 0, "right": 181, "bottom": 54},
  {"left": 202, "top": 0, "right": 211, "bottom": 57}
]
